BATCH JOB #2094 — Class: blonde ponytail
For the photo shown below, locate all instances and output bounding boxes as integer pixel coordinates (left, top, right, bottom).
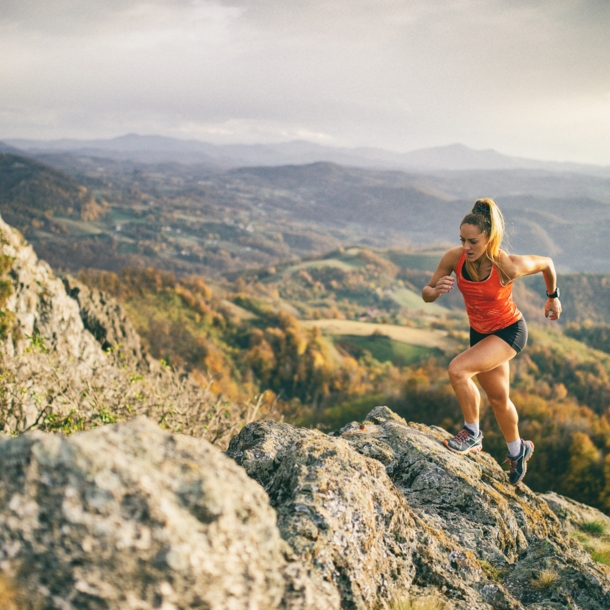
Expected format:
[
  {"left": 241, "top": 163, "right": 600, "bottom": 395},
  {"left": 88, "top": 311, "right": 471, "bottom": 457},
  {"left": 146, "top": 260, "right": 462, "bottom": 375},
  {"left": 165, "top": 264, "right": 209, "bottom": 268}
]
[{"left": 461, "top": 198, "right": 506, "bottom": 281}]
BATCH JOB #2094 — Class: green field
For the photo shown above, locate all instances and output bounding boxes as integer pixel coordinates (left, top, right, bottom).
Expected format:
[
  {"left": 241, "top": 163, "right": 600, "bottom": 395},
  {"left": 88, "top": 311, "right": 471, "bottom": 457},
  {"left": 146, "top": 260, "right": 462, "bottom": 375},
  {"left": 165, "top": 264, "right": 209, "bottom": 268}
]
[
  {"left": 389, "top": 287, "right": 447, "bottom": 313},
  {"left": 333, "top": 334, "right": 440, "bottom": 366}
]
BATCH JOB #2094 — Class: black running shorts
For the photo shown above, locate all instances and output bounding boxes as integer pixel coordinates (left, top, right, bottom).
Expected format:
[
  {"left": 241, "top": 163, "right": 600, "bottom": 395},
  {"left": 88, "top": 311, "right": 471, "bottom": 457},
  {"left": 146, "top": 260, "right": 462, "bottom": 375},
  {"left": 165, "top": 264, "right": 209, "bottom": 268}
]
[{"left": 469, "top": 318, "right": 528, "bottom": 354}]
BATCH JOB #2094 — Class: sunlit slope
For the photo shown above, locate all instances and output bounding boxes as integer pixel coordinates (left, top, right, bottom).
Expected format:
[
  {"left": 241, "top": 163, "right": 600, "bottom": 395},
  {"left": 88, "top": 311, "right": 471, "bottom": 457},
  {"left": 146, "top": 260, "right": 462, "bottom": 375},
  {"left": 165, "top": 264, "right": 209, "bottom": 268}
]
[{"left": 234, "top": 245, "right": 468, "bottom": 319}]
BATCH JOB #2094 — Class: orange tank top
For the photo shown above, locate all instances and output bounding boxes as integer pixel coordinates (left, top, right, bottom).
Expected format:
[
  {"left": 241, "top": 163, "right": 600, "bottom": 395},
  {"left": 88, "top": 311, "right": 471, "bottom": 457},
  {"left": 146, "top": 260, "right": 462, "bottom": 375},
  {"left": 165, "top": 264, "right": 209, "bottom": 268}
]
[{"left": 455, "top": 251, "right": 522, "bottom": 334}]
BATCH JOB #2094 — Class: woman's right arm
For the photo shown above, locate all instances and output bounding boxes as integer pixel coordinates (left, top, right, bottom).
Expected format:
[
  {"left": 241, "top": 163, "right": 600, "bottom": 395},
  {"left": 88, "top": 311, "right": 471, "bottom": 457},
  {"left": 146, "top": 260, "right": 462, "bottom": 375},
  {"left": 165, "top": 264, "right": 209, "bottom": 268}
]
[{"left": 422, "top": 248, "right": 462, "bottom": 303}]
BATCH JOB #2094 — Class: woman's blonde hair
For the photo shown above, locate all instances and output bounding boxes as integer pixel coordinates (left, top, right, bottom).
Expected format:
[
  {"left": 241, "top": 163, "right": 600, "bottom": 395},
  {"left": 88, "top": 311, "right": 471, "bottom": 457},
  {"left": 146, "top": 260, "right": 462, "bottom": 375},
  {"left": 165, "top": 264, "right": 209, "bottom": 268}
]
[{"left": 461, "top": 198, "right": 506, "bottom": 281}]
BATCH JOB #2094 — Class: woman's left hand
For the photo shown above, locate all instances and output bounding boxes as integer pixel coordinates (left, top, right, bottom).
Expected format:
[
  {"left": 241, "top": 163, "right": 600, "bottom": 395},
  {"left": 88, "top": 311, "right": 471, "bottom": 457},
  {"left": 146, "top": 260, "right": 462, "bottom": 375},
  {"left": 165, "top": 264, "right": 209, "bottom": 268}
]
[{"left": 544, "top": 298, "right": 562, "bottom": 321}]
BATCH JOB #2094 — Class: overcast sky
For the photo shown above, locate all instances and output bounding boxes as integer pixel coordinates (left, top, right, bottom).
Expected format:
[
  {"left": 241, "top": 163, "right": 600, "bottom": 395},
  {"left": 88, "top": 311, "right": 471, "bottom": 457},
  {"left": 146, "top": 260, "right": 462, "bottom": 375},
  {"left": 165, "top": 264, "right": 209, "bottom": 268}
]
[{"left": 1, "top": 0, "right": 609, "bottom": 164}]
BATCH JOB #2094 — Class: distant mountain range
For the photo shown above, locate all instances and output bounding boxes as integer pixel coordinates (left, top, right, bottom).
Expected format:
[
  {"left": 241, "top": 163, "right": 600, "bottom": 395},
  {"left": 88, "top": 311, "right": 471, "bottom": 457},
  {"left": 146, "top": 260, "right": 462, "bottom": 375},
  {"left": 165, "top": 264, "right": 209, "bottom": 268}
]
[{"left": 4, "top": 135, "right": 610, "bottom": 177}]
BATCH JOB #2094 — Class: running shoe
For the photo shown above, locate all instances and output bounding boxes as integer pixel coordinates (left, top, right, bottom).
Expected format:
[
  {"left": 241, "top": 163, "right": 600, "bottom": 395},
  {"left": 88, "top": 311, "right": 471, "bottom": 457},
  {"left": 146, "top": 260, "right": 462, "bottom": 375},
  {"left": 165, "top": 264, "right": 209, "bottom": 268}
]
[
  {"left": 504, "top": 439, "right": 535, "bottom": 486},
  {"left": 443, "top": 427, "right": 483, "bottom": 454}
]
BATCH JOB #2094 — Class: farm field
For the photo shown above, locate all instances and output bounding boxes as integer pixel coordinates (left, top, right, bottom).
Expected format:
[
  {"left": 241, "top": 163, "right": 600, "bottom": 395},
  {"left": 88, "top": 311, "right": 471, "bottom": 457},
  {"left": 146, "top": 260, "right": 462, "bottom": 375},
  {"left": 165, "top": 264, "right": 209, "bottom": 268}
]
[
  {"left": 332, "top": 334, "right": 440, "bottom": 366},
  {"left": 300, "top": 319, "right": 458, "bottom": 351}
]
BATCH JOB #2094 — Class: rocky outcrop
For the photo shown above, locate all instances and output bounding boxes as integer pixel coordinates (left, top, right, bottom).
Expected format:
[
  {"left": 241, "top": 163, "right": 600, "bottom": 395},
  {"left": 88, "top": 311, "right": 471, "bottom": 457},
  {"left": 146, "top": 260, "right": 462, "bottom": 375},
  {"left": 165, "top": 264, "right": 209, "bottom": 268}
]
[
  {"left": 227, "top": 406, "right": 610, "bottom": 609},
  {"left": 62, "top": 275, "right": 145, "bottom": 365},
  {"left": 1, "top": 215, "right": 101, "bottom": 366},
  {"left": 0, "top": 417, "right": 338, "bottom": 609},
  {"left": 1, "top": 215, "right": 145, "bottom": 369}
]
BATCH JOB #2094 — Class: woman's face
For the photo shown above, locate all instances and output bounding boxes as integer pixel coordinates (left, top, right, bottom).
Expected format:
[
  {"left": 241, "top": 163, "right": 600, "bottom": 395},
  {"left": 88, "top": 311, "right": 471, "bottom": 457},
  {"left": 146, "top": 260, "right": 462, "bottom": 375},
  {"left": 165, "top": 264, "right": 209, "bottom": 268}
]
[{"left": 460, "top": 223, "right": 488, "bottom": 262}]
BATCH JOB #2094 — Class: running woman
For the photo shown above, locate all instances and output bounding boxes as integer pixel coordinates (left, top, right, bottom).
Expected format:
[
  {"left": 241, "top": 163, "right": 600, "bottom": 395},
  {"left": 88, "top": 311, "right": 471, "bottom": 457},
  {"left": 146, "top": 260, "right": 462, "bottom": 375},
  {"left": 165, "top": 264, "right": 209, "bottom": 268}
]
[{"left": 422, "top": 199, "right": 562, "bottom": 485}]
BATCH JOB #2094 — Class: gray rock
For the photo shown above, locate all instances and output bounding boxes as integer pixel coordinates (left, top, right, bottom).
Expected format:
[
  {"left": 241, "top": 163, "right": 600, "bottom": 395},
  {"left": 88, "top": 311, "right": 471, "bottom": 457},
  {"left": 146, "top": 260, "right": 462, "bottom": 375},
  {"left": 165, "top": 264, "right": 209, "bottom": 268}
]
[
  {"left": 62, "top": 275, "right": 145, "bottom": 365},
  {"left": 227, "top": 407, "right": 610, "bottom": 610},
  {"left": 0, "top": 215, "right": 101, "bottom": 367},
  {"left": 0, "top": 417, "right": 339, "bottom": 609}
]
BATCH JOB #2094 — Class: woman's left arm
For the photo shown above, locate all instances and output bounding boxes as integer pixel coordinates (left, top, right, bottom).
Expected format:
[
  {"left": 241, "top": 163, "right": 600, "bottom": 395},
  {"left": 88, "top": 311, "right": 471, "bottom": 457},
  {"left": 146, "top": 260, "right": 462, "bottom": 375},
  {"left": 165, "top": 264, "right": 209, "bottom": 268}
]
[{"left": 504, "top": 254, "right": 562, "bottom": 321}]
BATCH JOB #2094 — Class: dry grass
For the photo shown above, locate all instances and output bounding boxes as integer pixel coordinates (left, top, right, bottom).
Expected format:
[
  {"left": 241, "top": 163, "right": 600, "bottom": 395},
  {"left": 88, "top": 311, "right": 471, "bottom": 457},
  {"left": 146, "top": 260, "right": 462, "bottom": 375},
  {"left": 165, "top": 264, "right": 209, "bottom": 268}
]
[
  {"left": 385, "top": 594, "right": 448, "bottom": 610},
  {"left": 0, "top": 340, "right": 274, "bottom": 449},
  {"left": 591, "top": 549, "right": 610, "bottom": 565},
  {"left": 530, "top": 569, "right": 559, "bottom": 589}
]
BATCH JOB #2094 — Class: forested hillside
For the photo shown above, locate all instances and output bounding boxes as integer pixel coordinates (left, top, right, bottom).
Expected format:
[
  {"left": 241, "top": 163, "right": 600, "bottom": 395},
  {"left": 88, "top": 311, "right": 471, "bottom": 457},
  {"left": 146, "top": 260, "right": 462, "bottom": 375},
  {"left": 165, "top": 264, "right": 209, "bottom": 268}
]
[{"left": 0, "top": 154, "right": 107, "bottom": 235}]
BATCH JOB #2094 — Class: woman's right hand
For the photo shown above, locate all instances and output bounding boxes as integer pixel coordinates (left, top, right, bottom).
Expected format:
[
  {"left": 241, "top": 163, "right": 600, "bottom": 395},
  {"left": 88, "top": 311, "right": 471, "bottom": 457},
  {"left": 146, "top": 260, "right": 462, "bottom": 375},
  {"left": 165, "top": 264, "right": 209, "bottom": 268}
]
[
  {"left": 433, "top": 276, "right": 455, "bottom": 297},
  {"left": 422, "top": 248, "right": 460, "bottom": 303}
]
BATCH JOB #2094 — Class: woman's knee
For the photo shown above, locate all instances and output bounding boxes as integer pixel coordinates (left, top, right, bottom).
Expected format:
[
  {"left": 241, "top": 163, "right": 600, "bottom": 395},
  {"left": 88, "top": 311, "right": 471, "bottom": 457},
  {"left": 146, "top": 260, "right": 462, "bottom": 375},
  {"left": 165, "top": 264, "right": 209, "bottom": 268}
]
[{"left": 448, "top": 358, "right": 469, "bottom": 384}]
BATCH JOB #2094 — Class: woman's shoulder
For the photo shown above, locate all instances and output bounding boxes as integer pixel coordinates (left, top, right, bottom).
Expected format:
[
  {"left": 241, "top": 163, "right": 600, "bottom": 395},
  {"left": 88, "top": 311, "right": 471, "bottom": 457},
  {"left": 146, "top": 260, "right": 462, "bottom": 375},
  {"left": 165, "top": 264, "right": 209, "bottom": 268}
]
[
  {"left": 436, "top": 247, "right": 463, "bottom": 270},
  {"left": 496, "top": 250, "right": 520, "bottom": 281},
  {"left": 443, "top": 247, "right": 463, "bottom": 262},
  {"left": 431, "top": 247, "right": 463, "bottom": 277}
]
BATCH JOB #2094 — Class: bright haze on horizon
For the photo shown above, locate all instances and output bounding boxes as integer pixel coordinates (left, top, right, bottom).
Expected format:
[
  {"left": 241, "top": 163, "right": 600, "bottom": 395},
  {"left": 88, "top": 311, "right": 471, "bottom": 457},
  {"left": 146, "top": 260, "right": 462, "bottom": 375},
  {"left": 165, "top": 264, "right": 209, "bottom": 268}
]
[{"left": 1, "top": 0, "right": 609, "bottom": 165}]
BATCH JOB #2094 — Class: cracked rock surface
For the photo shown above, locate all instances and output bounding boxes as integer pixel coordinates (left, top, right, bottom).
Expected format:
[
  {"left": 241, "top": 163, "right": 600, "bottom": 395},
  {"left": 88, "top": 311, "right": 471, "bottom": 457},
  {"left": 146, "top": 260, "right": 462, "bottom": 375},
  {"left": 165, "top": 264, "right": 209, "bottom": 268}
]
[{"left": 227, "top": 406, "right": 610, "bottom": 609}]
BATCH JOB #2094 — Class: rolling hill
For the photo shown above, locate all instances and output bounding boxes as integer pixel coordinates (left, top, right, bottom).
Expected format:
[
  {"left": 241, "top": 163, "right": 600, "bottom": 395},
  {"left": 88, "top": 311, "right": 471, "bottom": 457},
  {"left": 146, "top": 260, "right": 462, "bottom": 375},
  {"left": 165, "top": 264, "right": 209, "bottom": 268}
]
[{"left": 0, "top": 154, "right": 108, "bottom": 237}]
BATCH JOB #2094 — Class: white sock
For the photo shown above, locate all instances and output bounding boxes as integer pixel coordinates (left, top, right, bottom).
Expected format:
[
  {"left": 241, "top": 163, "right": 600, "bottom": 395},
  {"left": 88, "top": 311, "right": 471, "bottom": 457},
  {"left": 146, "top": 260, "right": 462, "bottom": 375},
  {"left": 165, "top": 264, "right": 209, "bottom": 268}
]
[
  {"left": 507, "top": 439, "right": 522, "bottom": 457},
  {"left": 464, "top": 421, "right": 479, "bottom": 436}
]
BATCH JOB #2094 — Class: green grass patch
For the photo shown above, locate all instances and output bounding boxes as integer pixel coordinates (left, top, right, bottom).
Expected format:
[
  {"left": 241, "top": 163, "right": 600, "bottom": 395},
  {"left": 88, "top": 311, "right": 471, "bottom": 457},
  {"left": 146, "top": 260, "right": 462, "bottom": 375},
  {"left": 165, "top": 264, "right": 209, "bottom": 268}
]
[
  {"left": 591, "top": 549, "right": 610, "bottom": 565},
  {"left": 578, "top": 520, "right": 606, "bottom": 537},
  {"left": 334, "top": 334, "right": 439, "bottom": 366},
  {"left": 570, "top": 527, "right": 610, "bottom": 566}
]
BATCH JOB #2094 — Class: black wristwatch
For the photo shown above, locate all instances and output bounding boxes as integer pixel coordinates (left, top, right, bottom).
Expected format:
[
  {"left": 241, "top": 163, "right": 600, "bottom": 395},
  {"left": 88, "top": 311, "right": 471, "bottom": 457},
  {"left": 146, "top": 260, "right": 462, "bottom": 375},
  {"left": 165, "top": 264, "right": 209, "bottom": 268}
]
[{"left": 546, "top": 287, "right": 560, "bottom": 299}]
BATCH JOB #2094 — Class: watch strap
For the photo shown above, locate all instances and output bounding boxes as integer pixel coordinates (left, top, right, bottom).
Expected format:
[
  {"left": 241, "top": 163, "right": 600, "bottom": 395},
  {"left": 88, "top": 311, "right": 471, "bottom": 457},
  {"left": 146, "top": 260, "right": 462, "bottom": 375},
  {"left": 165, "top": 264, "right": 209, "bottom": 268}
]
[{"left": 546, "top": 287, "right": 560, "bottom": 299}]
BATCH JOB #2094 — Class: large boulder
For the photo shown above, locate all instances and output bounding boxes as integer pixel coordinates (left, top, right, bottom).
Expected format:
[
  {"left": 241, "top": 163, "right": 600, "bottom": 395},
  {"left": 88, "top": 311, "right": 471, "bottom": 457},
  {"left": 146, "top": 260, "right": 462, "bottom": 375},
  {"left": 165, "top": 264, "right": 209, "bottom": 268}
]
[
  {"left": 227, "top": 406, "right": 610, "bottom": 610},
  {"left": 0, "top": 417, "right": 338, "bottom": 609}
]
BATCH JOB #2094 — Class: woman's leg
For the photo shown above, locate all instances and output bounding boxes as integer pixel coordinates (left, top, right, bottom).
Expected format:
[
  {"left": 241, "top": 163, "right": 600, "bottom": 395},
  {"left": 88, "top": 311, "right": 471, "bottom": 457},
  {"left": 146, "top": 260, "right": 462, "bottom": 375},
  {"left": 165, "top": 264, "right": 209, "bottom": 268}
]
[
  {"left": 447, "top": 336, "right": 517, "bottom": 425},
  {"left": 476, "top": 361, "right": 519, "bottom": 443}
]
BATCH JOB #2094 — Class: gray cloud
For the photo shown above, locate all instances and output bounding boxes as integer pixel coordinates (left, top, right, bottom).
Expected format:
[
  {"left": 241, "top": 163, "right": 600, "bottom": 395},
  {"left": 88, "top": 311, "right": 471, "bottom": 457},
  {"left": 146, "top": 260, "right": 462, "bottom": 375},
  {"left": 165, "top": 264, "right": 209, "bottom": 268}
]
[{"left": 0, "top": 0, "right": 609, "bottom": 163}]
